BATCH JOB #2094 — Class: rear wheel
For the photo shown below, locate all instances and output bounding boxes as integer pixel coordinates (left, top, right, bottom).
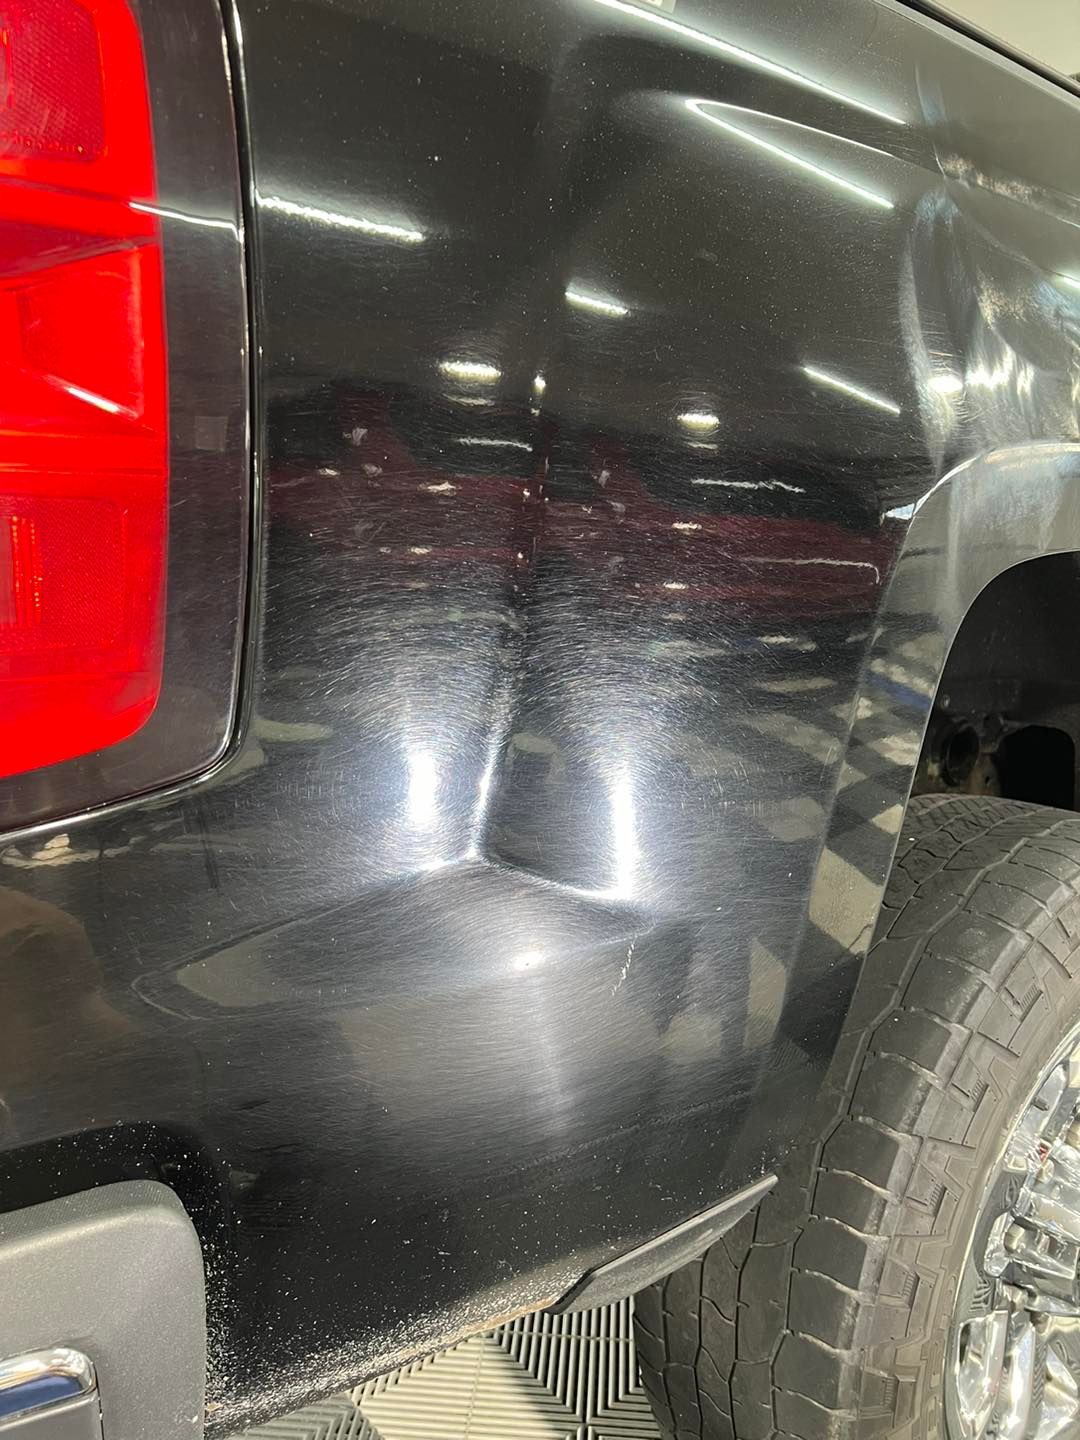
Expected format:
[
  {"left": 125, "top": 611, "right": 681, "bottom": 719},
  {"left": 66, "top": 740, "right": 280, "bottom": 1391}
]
[{"left": 635, "top": 795, "right": 1080, "bottom": 1440}]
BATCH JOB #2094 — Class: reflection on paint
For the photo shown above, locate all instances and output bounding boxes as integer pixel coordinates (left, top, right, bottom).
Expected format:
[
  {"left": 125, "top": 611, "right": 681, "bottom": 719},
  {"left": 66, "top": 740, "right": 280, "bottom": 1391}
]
[
  {"left": 686, "top": 101, "right": 894, "bottom": 210},
  {"left": 589, "top": 0, "right": 904, "bottom": 124},
  {"left": 803, "top": 364, "right": 900, "bottom": 415},
  {"left": 439, "top": 359, "right": 502, "bottom": 382},
  {"left": 259, "top": 193, "right": 425, "bottom": 243},
  {"left": 609, "top": 765, "right": 639, "bottom": 900},
  {"left": 565, "top": 287, "right": 630, "bottom": 317},
  {"left": 407, "top": 751, "right": 439, "bottom": 828}
]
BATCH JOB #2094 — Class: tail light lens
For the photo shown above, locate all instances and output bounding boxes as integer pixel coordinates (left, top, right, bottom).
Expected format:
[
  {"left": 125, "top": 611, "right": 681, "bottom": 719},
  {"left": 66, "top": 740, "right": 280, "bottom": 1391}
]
[
  {"left": 0, "top": 0, "right": 166, "bottom": 779},
  {"left": 0, "top": 0, "right": 248, "bottom": 826}
]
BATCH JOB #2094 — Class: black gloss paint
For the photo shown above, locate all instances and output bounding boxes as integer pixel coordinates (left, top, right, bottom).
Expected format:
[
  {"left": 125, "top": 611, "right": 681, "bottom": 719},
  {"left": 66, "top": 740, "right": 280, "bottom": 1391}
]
[{"left": 2, "top": 0, "right": 1080, "bottom": 1430}]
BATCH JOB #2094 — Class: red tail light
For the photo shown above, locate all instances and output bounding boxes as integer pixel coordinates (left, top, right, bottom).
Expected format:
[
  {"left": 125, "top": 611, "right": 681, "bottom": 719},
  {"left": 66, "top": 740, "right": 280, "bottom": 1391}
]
[{"left": 0, "top": 0, "right": 167, "bottom": 779}]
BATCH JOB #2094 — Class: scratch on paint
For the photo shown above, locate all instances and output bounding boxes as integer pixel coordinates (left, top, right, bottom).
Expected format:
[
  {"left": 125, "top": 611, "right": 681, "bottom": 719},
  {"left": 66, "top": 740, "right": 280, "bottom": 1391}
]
[{"left": 612, "top": 940, "right": 636, "bottom": 996}]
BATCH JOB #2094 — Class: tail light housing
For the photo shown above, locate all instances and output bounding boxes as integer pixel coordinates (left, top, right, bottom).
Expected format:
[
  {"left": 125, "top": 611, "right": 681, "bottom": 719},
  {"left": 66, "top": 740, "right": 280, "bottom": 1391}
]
[
  {"left": 0, "top": 0, "right": 248, "bottom": 827},
  {"left": 0, "top": 0, "right": 167, "bottom": 779}
]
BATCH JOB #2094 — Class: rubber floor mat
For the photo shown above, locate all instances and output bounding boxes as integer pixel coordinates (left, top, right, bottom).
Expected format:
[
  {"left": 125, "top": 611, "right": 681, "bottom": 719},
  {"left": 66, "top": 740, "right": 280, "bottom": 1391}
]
[{"left": 236, "top": 1298, "right": 660, "bottom": 1440}]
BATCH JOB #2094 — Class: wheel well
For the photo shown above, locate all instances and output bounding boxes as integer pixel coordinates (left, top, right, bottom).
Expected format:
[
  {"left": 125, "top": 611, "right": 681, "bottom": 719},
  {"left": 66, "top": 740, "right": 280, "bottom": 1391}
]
[{"left": 915, "top": 552, "right": 1080, "bottom": 810}]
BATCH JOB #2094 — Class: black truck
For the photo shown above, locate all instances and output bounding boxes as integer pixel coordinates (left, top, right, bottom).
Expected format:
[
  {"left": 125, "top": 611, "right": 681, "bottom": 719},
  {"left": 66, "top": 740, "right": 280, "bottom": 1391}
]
[{"left": 2, "top": 0, "right": 1080, "bottom": 1436}]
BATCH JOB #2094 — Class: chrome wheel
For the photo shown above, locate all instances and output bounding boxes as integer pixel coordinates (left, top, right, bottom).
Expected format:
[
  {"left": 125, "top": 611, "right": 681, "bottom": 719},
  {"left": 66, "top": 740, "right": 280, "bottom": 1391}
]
[{"left": 948, "top": 1032, "right": 1080, "bottom": 1440}]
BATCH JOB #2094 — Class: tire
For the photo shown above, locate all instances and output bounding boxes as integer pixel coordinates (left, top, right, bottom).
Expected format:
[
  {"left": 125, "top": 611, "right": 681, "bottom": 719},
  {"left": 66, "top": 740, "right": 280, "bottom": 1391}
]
[{"left": 634, "top": 794, "right": 1080, "bottom": 1440}]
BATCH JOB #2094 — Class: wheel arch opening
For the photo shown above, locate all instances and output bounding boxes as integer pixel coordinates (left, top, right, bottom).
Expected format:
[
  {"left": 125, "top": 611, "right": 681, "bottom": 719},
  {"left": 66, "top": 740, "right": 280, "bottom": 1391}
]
[{"left": 915, "top": 550, "right": 1080, "bottom": 810}]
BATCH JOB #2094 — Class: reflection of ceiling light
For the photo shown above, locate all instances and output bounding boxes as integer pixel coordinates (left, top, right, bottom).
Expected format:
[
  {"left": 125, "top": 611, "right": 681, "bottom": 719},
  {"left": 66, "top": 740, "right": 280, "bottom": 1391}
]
[
  {"left": 456, "top": 436, "right": 533, "bottom": 451},
  {"left": 608, "top": 766, "right": 639, "bottom": 901},
  {"left": 750, "top": 554, "right": 879, "bottom": 581},
  {"left": 260, "top": 193, "right": 425, "bottom": 243},
  {"left": 513, "top": 950, "right": 544, "bottom": 971},
  {"left": 533, "top": 374, "right": 546, "bottom": 394},
  {"left": 678, "top": 410, "right": 720, "bottom": 430},
  {"left": 439, "top": 359, "right": 502, "bottom": 382},
  {"left": 1061, "top": 275, "right": 1080, "bottom": 291},
  {"left": 63, "top": 381, "right": 125, "bottom": 415},
  {"left": 928, "top": 372, "right": 963, "bottom": 395},
  {"left": 966, "top": 363, "right": 1010, "bottom": 389},
  {"left": 131, "top": 200, "right": 237, "bottom": 232},
  {"left": 687, "top": 101, "right": 893, "bottom": 210},
  {"left": 407, "top": 750, "right": 439, "bottom": 828},
  {"left": 802, "top": 364, "right": 900, "bottom": 415},
  {"left": 589, "top": 0, "right": 904, "bottom": 125},
  {"left": 663, "top": 581, "right": 689, "bottom": 590},
  {"left": 756, "top": 633, "right": 816, "bottom": 651},
  {"left": 673, "top": 521, "right": 702, "bottom": 531},
  {"left": 692, "top": 477, "right": 805, "bottom": 493},
  {"left": 565, "top": 287, "right": 629, "bottom": 317}
]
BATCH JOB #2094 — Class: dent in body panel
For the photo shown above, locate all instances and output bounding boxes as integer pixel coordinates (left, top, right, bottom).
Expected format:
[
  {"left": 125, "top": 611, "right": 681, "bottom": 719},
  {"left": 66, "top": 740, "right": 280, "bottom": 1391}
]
[{"left": 0, "top": 0, "right": 1079, "bottom": 1429}]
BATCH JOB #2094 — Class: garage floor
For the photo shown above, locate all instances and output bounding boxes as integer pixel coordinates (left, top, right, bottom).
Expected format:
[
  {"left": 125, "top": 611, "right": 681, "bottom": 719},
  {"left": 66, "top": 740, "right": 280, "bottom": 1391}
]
[{"left": 236, "top": 1299, "right": 660, "bottom": 1440}]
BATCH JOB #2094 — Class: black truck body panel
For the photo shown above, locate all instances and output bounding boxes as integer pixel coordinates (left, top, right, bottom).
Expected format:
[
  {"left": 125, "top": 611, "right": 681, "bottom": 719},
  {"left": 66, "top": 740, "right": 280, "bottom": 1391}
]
[{"left": 1, "top": 0, "right": 1080, "bottom": 1429}]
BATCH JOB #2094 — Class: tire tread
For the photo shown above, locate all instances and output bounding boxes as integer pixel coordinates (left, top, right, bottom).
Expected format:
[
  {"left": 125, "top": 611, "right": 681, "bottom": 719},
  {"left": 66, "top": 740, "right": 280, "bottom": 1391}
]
[{"left": 635, "top": 796, "right": 1080, "bottom": 1440}]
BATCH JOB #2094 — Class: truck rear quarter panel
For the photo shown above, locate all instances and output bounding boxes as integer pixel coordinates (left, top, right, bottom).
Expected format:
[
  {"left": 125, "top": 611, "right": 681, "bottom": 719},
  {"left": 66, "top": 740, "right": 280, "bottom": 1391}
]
[{"left": 2, "top": 0, "right": 1080, "bottom": 1428}]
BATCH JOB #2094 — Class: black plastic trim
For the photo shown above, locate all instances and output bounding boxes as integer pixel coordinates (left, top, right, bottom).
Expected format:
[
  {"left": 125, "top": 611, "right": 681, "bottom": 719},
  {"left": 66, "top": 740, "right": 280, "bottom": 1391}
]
[
  {"left": 0, "top": 1183, "right": 205, "bottom": 1439},
  {"left": 550, "top": 1174, "right": 777, "bottom": 1314}
]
